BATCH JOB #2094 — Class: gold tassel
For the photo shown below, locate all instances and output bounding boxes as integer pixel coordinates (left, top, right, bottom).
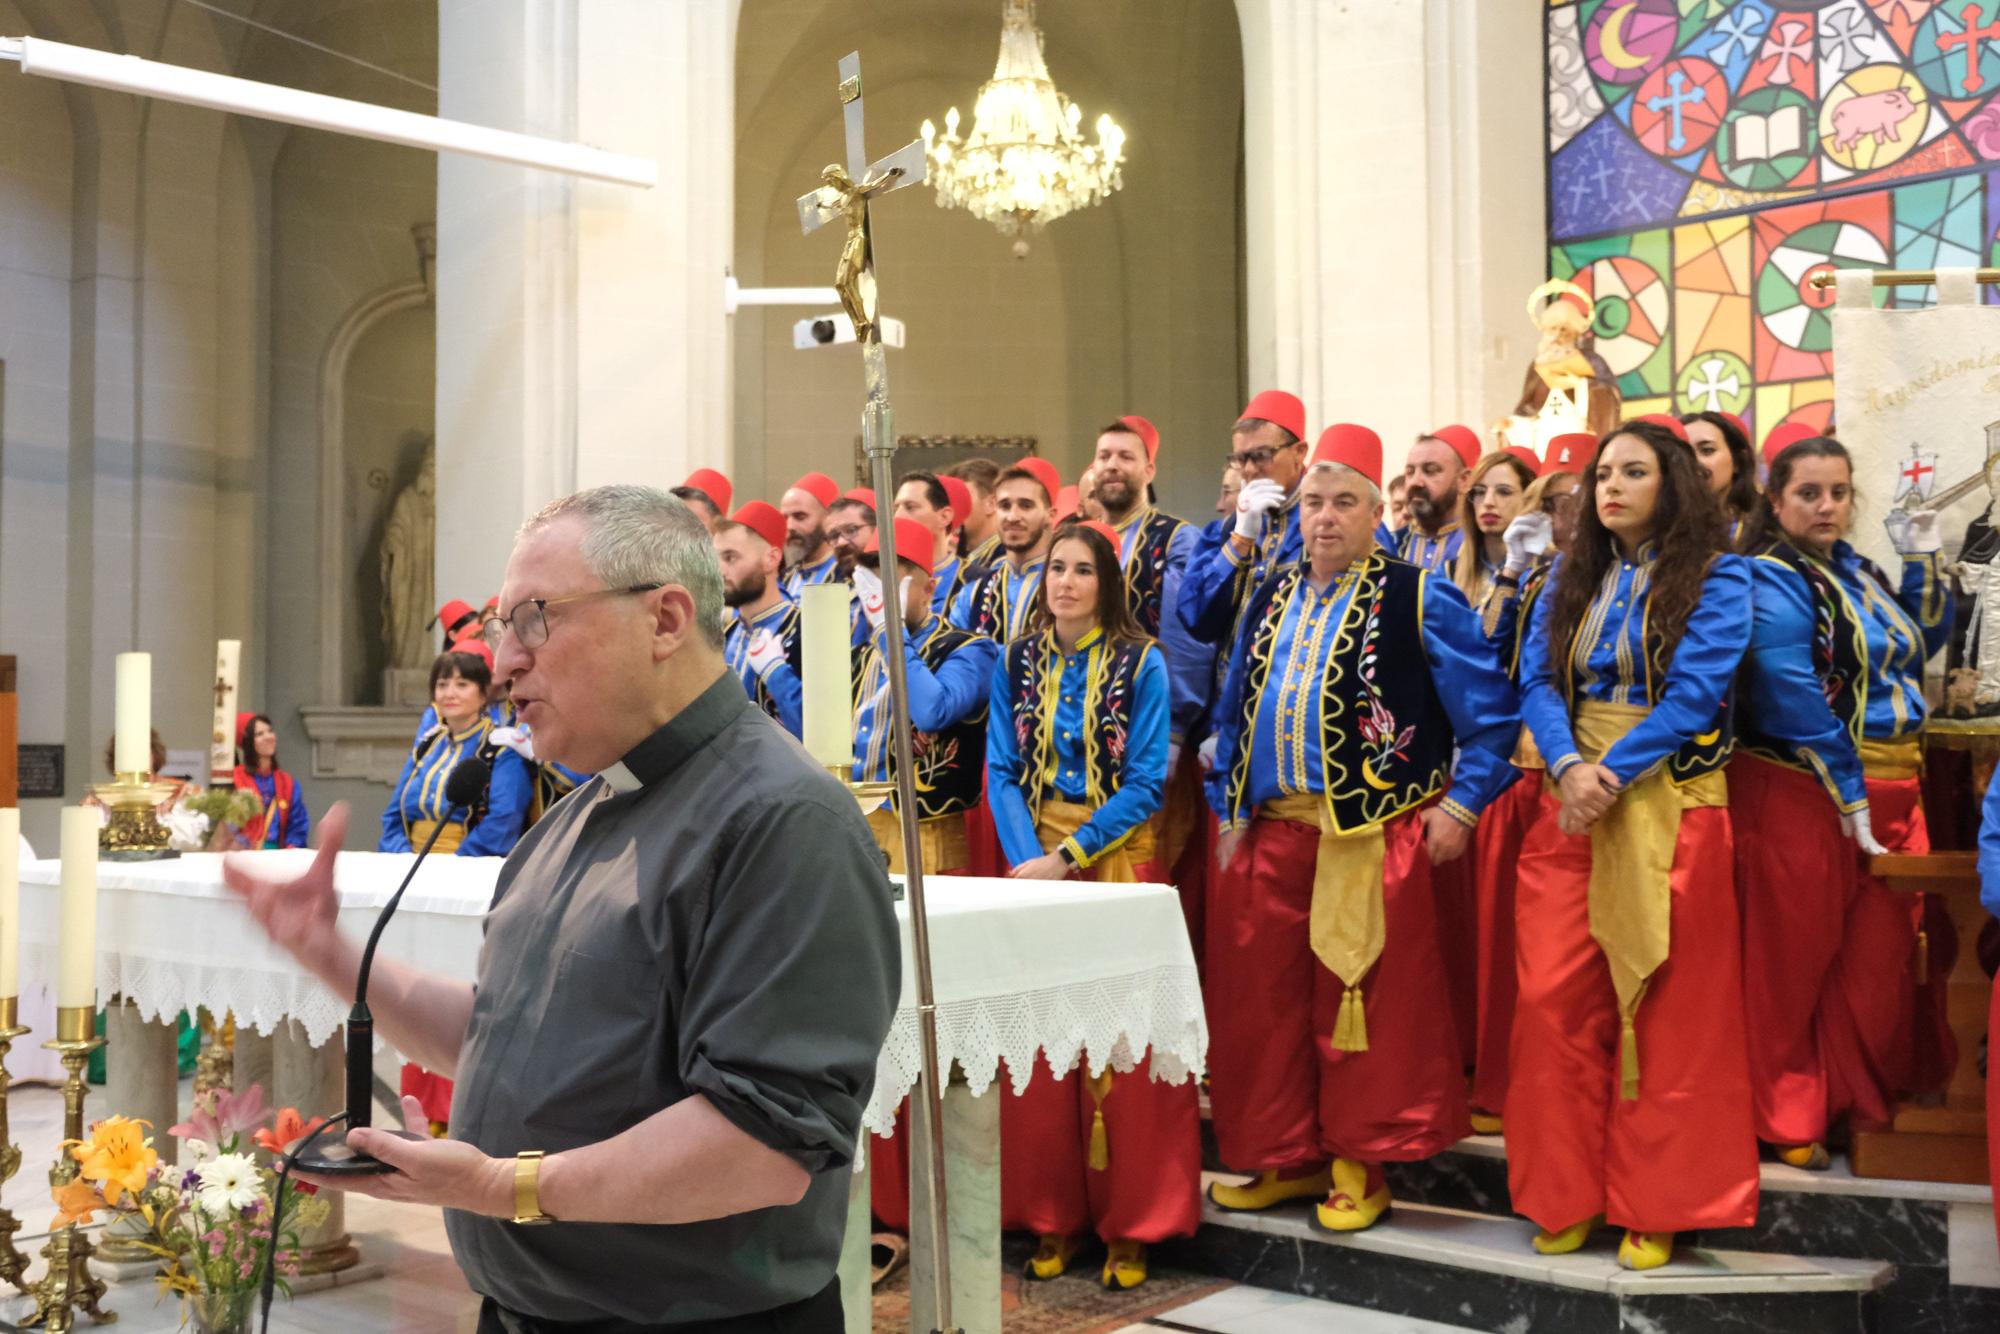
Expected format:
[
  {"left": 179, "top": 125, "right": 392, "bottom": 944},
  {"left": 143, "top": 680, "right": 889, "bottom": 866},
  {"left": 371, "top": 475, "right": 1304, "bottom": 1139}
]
[
  {"left": 1332, "top": 987, "right": 1370, "bottom": 1053},
  {"left": 1915, "top": 929, "right": 1929, "bottom": 985},
  {"left": 1086, "top": 1070, "right": 1112, "bottom": 1172},
  {"left": 1619, "top": 1015, "right": 1640, "bottom": 1101}
]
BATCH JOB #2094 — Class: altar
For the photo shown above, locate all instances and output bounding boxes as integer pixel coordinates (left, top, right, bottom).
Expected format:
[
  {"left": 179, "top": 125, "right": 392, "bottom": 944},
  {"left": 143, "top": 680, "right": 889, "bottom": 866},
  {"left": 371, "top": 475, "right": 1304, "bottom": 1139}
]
[{"left": 17, "top": 851, "right": 1206, "bottom": 1333}]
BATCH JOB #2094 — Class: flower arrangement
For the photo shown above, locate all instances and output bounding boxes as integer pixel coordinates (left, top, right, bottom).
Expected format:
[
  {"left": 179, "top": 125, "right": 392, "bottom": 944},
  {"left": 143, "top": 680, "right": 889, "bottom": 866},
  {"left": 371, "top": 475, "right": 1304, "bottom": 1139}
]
[{"left": 51, "top": 1085, "right": 330, "bottom": 1330}]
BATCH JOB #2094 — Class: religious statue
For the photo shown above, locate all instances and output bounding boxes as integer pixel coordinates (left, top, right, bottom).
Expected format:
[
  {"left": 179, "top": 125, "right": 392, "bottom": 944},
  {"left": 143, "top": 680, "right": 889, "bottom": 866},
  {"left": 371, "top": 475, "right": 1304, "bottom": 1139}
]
[
  {"left": 1947, "top": 453, "right": 2000, "bottom": 717},
  {"left": 815, "top": 163, "right": 892, "bottom": 344},
  {"left": 380, "top": 441, "right": 437, "bottom": 673},
  {"left": 1508, "top": 279, "right": 1622, "bottom": 440}
]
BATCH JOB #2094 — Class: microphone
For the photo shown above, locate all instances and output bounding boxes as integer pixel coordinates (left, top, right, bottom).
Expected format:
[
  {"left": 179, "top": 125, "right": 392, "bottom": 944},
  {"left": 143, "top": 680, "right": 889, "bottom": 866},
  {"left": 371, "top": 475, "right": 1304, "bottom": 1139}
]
[{"left": 290, "top": 756, "right": 492, "bottom": 1177}]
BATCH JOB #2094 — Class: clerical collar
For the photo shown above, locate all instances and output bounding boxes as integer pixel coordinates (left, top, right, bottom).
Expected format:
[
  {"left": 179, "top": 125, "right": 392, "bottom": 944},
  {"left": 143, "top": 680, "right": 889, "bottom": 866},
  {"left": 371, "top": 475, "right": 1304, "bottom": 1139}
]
[{"left": 599, "top": 673, "right": 746, "bottom": 795}]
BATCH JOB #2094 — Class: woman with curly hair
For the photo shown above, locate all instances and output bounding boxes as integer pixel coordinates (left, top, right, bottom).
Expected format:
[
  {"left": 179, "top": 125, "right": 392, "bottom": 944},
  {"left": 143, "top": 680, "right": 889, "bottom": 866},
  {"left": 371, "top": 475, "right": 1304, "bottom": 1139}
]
[
  {"left": 1508, "top": 418, "right": 1758, "bottom": 1271},
  {"left": 984, "top": 520, "right": 1195, "bottom": 1291}
]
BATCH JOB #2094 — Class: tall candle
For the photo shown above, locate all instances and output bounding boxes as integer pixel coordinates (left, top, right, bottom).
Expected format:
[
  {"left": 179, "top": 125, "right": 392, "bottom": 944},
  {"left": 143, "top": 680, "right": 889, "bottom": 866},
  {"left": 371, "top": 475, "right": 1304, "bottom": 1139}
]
[
  {"left": 57, "top": 807, "right": 97, "bottom": 1010},
  {"left": 113, "top": 651, "right": 151, "bottom": 775},
  {"left": 800, "top": 583, "right": 853, "bottom": 770},
  {"left": 0, "top": 808, "right": 17, "bottom": 998},
  {"left": 208, "top": 639, "right": 242, "bottom": 787}
]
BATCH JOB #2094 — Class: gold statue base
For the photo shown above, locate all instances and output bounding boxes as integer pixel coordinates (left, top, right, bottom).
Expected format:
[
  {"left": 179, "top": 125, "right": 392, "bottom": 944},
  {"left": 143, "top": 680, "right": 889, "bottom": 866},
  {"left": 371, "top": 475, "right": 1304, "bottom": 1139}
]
[
  {"left": 25, "top": 1006, "right": 113, "bottom": 1329},
  {"left": 90, "top": 773, "right": 182, "bottom": 862}
]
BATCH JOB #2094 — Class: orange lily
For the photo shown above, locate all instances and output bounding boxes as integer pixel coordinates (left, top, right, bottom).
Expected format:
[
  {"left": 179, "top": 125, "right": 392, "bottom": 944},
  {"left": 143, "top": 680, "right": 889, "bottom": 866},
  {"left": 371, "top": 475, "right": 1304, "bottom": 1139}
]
[
  {"left": 253, "top": 1107, "right": 327, "bottom": 1157},
  {"left": 50, "top": 1179, "right": 105, "bottom": 1230},
  {"left": 67, "top": 1115, "right": 157, "bottom": 1206}
]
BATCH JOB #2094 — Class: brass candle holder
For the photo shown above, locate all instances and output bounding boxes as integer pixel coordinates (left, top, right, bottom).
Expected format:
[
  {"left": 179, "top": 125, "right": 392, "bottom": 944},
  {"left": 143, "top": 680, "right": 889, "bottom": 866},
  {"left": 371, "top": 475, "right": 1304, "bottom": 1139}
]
[
  {"left": 829, "top": 762, "right": 896, "bottom": 814},
  {"left": 89, "top": 773, "right": 181, "bottom": 862},
  {"left": 0, "top": 996, "right": 35, "bottom": 1296},
  {"left": 25, "top": 1004, "right": 111, "bottom": 1331}
]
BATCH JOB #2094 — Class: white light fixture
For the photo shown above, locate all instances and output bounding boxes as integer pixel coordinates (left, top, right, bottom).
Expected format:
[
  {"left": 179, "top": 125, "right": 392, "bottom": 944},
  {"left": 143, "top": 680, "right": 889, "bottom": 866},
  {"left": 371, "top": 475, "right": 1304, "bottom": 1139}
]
[
  {"left": 920, "top": 0, "right": 1125, "bottom": 257},
  {"left": 0, "top": 35, "right": 656, "bottom": 187}
]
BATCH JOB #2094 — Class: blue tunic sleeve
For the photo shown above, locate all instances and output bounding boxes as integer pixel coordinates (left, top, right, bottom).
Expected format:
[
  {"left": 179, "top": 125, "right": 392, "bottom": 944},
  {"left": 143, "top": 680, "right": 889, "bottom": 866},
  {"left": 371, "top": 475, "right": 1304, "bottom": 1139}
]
[
  {"left": 1899, "top": 552, "right": 1952, "bottom": 659},
  {"left": 948, "top": 575, "right": 981, "bottom": 633},
  {"left": 282, "top": 781, "right": 311, "bottom": 849},
  {"left": 378, "top": 754, "right": 417, "bottom": 853},
  {"left": 1980, "top": 771, "right": 2000, "bottom": 917},
  {"left": 1065, "top": 649, "right": 1170, "bottom": 868},
  {"left": 759, "top": 661, "right": 805, "bottom": 737},
  {"left": 1158, "top": 523, "right": 1215, "bottom": 740},
  {"left": 459, "top": 748, "right": 532, "bottom": 857},
  {"left": 1419, "top": 577, "right": 1523, "bottom": 822},
  {"left": 1598, "top": 555, "right": 1753, "bottom": 785},
  {"left": 1516, "top": 569, "right": 1582, "bottom": 780},
  {"left": 1743, "top": 556, "right": 1866, "bottom": 811},
  {"left": 1176, "top": 524, "right": 1254, "bottom": 645},
  {"left": 984, "top": 657, "right": 1042, "bottom": 868},
  {"left": 891, "top": 629, "right": 999, "bottom": 731}
]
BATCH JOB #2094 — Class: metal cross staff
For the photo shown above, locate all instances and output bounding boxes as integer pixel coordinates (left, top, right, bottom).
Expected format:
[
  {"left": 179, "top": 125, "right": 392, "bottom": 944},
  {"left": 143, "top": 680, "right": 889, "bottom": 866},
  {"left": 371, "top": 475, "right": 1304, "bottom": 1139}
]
[{"left": 798, "top": 51, "right": 963, "bottom": 1334}]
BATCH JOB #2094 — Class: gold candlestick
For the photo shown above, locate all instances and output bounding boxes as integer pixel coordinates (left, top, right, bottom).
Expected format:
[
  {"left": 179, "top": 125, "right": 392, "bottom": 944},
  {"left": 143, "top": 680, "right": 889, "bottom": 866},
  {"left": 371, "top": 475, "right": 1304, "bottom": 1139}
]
[
  {"left": 0, "top": 996, "right": 35, "bottom": 1295},
  {"left": 25, "top": 1005, "right": 112, "bottom": 1331},
  {"left": 828, "top": 762, "right": 895, "bottom": 814},
  {"left": 89, "top": 773, "right": 181, "bottom": 862}
]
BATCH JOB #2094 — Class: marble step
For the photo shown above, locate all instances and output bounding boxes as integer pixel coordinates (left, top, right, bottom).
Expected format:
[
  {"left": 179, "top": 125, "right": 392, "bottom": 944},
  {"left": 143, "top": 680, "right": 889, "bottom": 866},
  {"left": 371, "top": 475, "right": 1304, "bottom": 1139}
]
[{"left": 1160, "top": 1180, "right": 1892, "bottom": 1334}]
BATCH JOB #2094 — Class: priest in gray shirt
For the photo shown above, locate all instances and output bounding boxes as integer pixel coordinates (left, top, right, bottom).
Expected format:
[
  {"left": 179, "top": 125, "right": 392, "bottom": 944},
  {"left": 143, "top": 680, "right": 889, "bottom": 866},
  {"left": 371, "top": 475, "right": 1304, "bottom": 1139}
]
[{"left": 226, "top": 484, "right": 900, "bottom": 1333}]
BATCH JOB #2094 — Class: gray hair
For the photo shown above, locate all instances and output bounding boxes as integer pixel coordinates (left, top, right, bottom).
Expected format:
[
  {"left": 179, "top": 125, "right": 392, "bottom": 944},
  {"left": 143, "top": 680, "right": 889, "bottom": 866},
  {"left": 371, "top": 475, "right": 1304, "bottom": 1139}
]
[
  {"left": 519, "top": 485, "right": 725, "bottom": 650},
  {"left": 1303, "top": 460, "right": 1383, "bottom": 507}
]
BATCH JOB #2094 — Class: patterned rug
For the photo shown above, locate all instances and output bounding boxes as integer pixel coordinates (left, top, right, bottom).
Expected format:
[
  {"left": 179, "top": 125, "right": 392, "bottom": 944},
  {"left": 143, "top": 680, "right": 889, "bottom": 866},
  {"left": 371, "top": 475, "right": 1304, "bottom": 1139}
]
[{"left": 871, "top": 1236, "right": 1230, "bottom": 1333}]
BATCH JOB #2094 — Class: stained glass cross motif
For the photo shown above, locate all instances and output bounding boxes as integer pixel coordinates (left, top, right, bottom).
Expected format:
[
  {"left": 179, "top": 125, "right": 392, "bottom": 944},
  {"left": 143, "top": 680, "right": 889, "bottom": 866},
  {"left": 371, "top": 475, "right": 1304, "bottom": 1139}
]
[
  {"left": 1687, "top": 357, "right": 1742, "bottom": 411},
  {"left": 1763, "top": 21, "right": 1810, "bottom": 87},
  {"left": 1708, "top": 7, "right": 1767, "bottom": 64},
  {"left": 1937, "top": 3, "right": 2000, "bottom": 94},
  {"left": 1646, "top": 70, "right": 1707, "bottom": 152}
]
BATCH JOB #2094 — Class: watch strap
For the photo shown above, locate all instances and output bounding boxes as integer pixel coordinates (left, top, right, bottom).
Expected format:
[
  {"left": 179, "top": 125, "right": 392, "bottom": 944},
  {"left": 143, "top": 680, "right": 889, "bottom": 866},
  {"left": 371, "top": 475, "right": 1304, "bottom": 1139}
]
[{"left": 512, "top": 1150, "right": 552, "bottom": 1224}]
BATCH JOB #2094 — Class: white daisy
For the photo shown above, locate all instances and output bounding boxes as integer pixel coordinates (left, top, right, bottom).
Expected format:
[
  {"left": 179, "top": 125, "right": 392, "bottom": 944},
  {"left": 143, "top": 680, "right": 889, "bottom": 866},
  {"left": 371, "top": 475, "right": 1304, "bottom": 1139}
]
[{"left": 194, "top": 1152, "right": 265, "bottom": 1216}]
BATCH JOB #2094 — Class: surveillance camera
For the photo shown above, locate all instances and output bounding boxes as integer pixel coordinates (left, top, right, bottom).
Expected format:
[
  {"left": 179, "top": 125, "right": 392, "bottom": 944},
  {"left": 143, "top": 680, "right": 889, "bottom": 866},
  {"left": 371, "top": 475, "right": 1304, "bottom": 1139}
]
[{"left": 791, "top": 313, "right": 907, "bottom": 350}]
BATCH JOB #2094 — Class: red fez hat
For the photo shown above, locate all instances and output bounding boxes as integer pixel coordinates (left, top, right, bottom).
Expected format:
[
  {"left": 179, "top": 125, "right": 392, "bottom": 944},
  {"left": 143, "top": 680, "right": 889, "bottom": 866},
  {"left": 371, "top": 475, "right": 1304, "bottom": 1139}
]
[
  {"left": 446, "top": 635, "right": 494, "bottom": 670},
  {"left": 1634, "top": 413, "right": 1690, "bottom": 444},
  {"left": 1017, "top": 457, "right": 1060, "bottom": 504},
  {"left": 1717, "top": 412, "right": 1749, "bottom": 444},
  {"left": 1054, "top": 484, "right": 1080, "bottom": 521},
  {"left": 1761, "top": 421, "right": 1816, "bottom": 466},
  {"left": 483, "top": 595, "right": 500, "bottom": 611},
  {"left": 1239, "top": 390, "right": 1306, "bottom": 443},
  {"left": 1063, "top": 518, "right": 1123, "bottom": 557},
  {"left": 731, "top": 500, "right": 787, "bottom": 552},
  {"left": 1117, "top": 414, "right": 1161, "bottom": 461},
  {"left": 433, "top": 599, "right": 476, "bottom": 635},
  {"left": 683, "top": 467, "right": 733, "bottom": 513},
  {"left": 843, "top": 485, "right": 876, "bottom": 507},
  {"left": 1429, "top": 424, "right": 1483, "bottom": 469},
  {"left": 790, "top": 472, "right": 840, "bottom": 509},
  {"left": 236, "top": 712, "right": 257, "bottom": 750},
  {"left": 1544, "top": 433, "right": 1595, "bottom": 474},
  {"left": 864, "top": 516, "right": 936, "bottom": 572},
  {"left": 938, "top": 475, "right": 972, "bottom": 528},
  {"left": 1310, "top": 423, "right": 1383, "bottom": 487},
  {"left": 1504, "top": 445, "right": 1541, "bottom": 475}
]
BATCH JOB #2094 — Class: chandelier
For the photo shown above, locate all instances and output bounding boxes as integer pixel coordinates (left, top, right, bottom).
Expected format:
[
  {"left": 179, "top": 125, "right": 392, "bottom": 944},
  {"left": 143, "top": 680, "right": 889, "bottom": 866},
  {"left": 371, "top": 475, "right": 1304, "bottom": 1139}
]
[{"left": 920, "top": 0, "right": 1126, "bottom": 257}]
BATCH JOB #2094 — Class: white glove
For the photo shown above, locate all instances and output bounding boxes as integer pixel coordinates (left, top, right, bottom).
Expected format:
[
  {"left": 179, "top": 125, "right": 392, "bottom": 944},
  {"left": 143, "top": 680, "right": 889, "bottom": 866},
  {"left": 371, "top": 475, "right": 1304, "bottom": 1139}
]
[
  {"left": 853, "top": 567, "right": 887, "bottom": 633},
  {"left": 1501, "top": 512, "right": 1553, "bottom": 575},
  {"left": 1197, "top": 735, "right": 1219, "bottom": 773},
  {"left": 746, "top": 629, "right": 786, "bottom": 679},
  {"left": 1900, "top": 509, "right": 1942, "bottom": 556},
  {"left": 1841, "top": 805, "right": 1888, "bottom": 857},
  {"left": 1232, "top": 478, "right": 1286, "bottom": 542},
  {"left": 489, "top": 725, "right": 537, "bottom": 761}
]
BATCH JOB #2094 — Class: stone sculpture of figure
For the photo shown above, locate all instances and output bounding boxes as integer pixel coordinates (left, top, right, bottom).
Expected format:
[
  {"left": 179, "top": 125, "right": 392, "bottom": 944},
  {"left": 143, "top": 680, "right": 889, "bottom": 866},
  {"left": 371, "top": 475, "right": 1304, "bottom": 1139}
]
[
  {"left": 1512, "top": 282, "right": 1623, "bottom": 438},
  {"left": 380, "top": 441, "right": 437, "bottom": 672},
  {"left": 1947, "top": 454, "right": 2000, "bottom": 716}
]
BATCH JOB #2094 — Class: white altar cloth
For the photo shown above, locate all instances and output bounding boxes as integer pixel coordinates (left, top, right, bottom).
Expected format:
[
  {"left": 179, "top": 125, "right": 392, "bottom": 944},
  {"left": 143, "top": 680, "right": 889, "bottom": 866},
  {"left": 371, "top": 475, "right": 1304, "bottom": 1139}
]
[{"left": 18, "top": 852, "right": 1207, "bottom": 1136}]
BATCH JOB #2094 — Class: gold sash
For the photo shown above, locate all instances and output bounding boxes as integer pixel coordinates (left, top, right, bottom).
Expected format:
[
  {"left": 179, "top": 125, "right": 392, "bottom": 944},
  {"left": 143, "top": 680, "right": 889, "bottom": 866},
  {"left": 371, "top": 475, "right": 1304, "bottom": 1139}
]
[
  {"left": 865, "top": 806, "right": 972, "bottom": 876},
  {"left": 1035, "top": 802, "right": 1156, "bottom": 884},
  {"left": 407, "top": 819, "right": 465, "bottom": 854},
  {"left": 1263, "top": 795, "right": 1387, "bottom": 1055},
  {"left": 1858, "top": 735, "right": 1921, "bottom": 782},
  {"left": 1572, "top": 701, "right": 1725, "bottom": 1101}
]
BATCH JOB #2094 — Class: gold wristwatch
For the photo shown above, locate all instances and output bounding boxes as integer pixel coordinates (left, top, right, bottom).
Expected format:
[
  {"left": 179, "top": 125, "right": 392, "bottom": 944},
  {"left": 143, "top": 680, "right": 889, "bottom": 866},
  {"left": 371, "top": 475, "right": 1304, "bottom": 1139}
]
[{"left": 512, "top": 1150, "right": 553, "bottom": 1225}]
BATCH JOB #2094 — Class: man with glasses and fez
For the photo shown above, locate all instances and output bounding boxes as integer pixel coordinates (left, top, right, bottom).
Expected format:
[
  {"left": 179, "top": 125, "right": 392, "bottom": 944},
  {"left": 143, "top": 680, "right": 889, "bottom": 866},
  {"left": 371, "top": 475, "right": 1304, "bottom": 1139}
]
[{"left": 1177, "top": 391, "right": 1312, "bottom": 660}]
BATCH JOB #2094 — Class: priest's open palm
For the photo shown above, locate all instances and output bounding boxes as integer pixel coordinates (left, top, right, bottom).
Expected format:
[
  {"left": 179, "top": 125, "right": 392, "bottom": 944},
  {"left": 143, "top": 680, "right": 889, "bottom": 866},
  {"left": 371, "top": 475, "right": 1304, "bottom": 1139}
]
[{"left": 222, "top": 800, "right": 347, "bottom": 970}]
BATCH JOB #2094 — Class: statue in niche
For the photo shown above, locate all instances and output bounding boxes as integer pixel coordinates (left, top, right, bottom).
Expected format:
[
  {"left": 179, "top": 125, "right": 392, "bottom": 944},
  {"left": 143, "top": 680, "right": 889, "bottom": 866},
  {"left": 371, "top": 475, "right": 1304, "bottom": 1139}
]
[{"left": 380, "top": 441, "right": 437, "bottom": 674}]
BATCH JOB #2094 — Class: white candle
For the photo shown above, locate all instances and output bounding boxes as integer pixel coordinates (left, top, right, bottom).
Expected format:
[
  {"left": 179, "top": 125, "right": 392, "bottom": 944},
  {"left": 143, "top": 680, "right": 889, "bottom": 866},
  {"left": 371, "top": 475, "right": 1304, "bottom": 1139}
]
[
  {"left": 114, "top": 651, "right": 151, "bottom": 775},
  {"left": 800, "top": 583, "right": 853, "bottom": 770},
  {"left": 0, "top": 808, "right": 16, "bottom": 998},
  {"left": 209, "top": 639, "right": 242, "bottom": 787},
  {"left": 57, "top": 807, "right": 97, "bottom": 1010}
]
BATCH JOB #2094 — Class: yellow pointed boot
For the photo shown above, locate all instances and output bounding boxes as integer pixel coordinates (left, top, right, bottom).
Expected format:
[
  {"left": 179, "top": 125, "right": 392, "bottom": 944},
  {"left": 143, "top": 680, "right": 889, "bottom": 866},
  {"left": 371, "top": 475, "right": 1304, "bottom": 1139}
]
[
  {"left": 1618, "top": 1229, "right": 1674, "bottom": 1271},
  {"left": 1532, "top": 1213, "right": 1602, "bottom": 1255},
  {"left": 1101, "top": 1239, "right": 1147, "bottom": 1290},
  {"left": 1468, "top": 1111, "right": 1505, "bottom": 1136},
  {"left": 1774, "top": 1141, "right": 1830, "bottom": 1170},
  {"left": 1314, "top": 1158, "right": 1392, "bottom": 1233},
  {"left": 1025, "top": 1232, "right": 1083, "bottom": 1281},
  {"left": 1207, "top": 1164, "right": 1331, "bottom": 1212}
]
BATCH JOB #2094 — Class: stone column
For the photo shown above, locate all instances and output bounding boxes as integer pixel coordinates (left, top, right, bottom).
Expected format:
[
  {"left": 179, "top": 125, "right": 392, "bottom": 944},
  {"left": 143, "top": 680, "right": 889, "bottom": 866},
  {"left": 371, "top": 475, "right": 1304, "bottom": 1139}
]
[
  {"left": 98, "top": 1001, "right": 179, "bottom": 1271},
  {"left": 907, "top": 1083, "right": 1001, "bottom": 1334},
  {"left": 270, "top": 1020, "right": 358, "bottom": 1275},
  {"left": 434, "top": 0, "right": 735, "bottom": 599},
  {"left": 232, "top": 1025, "right": 274, "bottom": 1101}
]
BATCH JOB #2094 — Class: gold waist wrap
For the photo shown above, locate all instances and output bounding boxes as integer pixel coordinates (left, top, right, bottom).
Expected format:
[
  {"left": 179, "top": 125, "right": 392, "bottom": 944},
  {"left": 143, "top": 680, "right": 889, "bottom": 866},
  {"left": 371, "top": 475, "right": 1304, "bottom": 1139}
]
[
  {"left": 1262, "top": 794, "right": 1388, "bottom": 1056},
  {"left": 1573, "top": 701, "right": 1726, "bottom": 1101},
  {"left": 865, "top": 806, "right": 971, "bottom": 876},
  {"left": 1034, "top": 802, "right": 1156, "bottom": 883},
  {"left": 1858, "top": 735, "right": 1922, "bottom": 782},
  {"left": 407, "top": 819, "right": 465, "bottom": 854},
  {"left": 1511, "top": 723, "right": 1545, "bottom": 771}
]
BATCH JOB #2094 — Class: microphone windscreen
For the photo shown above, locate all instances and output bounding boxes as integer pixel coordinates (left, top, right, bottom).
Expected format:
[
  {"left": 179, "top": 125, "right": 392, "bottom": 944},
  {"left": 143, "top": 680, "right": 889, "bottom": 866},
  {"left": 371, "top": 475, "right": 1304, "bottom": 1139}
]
[{"left": 444, "top": 757, "right": 492, "bottom": 809}]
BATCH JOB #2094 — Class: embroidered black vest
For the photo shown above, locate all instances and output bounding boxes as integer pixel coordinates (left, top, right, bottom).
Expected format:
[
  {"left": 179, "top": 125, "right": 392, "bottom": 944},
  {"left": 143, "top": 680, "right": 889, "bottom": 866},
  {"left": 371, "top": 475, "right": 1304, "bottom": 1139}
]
[
  {"left": 852, "top": 619, "right": 988, "bottom": 819},
  {"left": 1002, "top": 630, "right": 1154, "bottom": 818},
  {"left": 966, "top": 560, "right": 1041, "bottom": 644},
  {"left": 1739, "top": 539, "right": 1876, "bottom": 770},
  {"left": 1222, "top": 554, "right": 1457, "bottom": 833},
  {"left": 1117, "top": 509, "right": 1189, "bottom": 637}
]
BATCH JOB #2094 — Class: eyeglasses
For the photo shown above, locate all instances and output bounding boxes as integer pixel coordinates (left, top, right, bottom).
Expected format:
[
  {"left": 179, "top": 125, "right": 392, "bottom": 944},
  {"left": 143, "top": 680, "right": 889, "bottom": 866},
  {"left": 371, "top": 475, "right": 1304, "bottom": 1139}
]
[
  {"left": 829, "top": 521, "right": 873, "bottom": 543},
  {"left": 1539, "top": 492, "right": 1581, "bottom": 516},
  {"left": 485, "top": 584, "right": 663, "bottom": 650},
  {"left": 1223, "top": 442, "right": 1300, "bottom": 469}
]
